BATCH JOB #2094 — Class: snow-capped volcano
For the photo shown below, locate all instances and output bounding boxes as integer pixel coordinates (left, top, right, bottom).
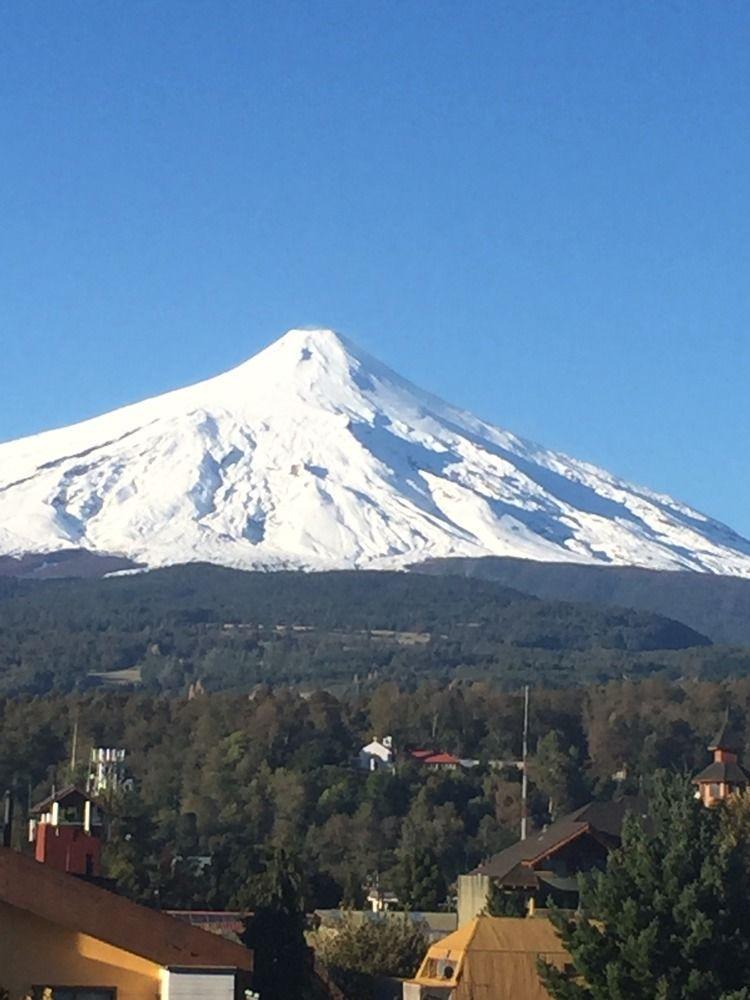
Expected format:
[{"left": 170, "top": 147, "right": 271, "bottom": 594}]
[{"left": 1, "top": 328, "right": 749, "bottom": 576}]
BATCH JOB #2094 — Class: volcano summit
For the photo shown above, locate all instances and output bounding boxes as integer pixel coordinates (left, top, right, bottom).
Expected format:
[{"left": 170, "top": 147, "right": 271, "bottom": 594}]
[{"left": 1, "top": 328, "right": 749, "bottom": 576}]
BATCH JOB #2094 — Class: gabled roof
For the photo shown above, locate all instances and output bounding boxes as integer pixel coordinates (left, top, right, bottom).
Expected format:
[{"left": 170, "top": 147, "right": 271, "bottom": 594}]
[
  {"left": 408, "top": 749, "right": 461, "bottom": 765},
  {"left": 430, "top": 915, "right": 568, "bottom": 958},
  {"left": 476, "top": 796, "right": 646, "bottom": 882},
  {"left": 0, "top": 846, "right": 251, "bottom": 971},
  {"left": 422, "top": 752, "right": 461, "bottom": 765},
  {"left": 407, "top": 916, "right": 570, "bottom": 996},
  {"left": 694, "top": 760, "right": 750, "bottom": 785},
  {"left": 30, "top": 785, "right": 100, "bottom": 815},
  {"left": 490, "top": 862, "right": 540, "bottom": 889},
  {"left": 361, "top": 740, "right": 393, "bottom": 754}
]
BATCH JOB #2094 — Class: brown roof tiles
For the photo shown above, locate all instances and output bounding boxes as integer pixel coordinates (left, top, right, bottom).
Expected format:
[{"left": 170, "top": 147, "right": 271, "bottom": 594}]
[{"left": 0, "top": 846, "right": 252, "bottom": 971}]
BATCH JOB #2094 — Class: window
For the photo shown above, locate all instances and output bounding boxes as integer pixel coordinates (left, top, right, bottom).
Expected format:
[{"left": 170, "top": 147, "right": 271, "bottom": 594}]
[
  {"left": 424, "top": 959, "right": 456, "bottom": 981},
  {"left": 709, "top": 783, "right": 721, "bottom": 799}
]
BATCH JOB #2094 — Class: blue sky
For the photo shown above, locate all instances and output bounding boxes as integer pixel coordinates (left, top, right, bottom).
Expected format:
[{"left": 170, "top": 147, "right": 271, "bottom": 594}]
[{"left": 1, "top": 1, "right": 749, "bottom": 534}]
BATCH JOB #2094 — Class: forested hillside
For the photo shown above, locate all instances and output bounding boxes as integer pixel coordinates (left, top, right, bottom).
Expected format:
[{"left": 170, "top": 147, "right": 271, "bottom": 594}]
[
  {"left": 416, "top": 556, "right": 750, "bottom": 644},
  {"left": 2, "top": 565, "right": 750, "bottom": 918},
  {"left": 1, "top": 677, "right": 748, "bottom": 913},
  {"left": 0, "top": 566, "right": 722, "bottom": 695}
]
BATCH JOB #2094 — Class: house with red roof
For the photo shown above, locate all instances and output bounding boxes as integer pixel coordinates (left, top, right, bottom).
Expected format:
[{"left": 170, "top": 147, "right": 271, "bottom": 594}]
[
  {"left": 693, "top": 717, "right": 750, "bottom": 807},
  {"left": 408, "top": 749, "right": 462, "bottom": 771}
]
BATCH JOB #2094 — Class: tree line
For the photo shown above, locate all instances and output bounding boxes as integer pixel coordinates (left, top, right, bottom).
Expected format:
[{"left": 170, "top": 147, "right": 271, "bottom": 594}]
[
  {"left": 542, "top": 774, "right": 750, "bottom": 1000},
  {"left": 1, "top": 564, "right": 741, "bottom": 696},
  {"left": 2, "top": 675, "right": 748, "bottom": 914}
]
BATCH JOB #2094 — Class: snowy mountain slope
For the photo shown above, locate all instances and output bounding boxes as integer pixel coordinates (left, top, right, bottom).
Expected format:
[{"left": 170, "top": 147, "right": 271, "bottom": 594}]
[{"left": 1, "top": 328, "right": 749, "bottom": 576}]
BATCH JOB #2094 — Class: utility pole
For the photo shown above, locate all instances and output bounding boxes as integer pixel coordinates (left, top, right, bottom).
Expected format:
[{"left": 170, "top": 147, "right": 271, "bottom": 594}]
[
  {"left": 520, "top": 684, "right": 530, "bottom": 841},
  {"left": 70, "top": 715, "right": 79, "bottom": 779}
]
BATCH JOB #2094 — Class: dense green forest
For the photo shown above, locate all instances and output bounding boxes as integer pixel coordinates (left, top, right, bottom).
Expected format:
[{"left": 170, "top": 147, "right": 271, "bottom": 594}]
[
  {"left": 2, "top": 676, "right": 749, "bottom": 914},
  {"left": 540, "top": 775, "right": 750, "bottom": 1000},
  {"left": 417, "top": 555, "right": 750, "bottom": 644},
  {"left": 2, "top": 564, "right": 749, "bottom": 922},
  {"left": 2, "top": 565, "right": 742, "bottom": 696}
]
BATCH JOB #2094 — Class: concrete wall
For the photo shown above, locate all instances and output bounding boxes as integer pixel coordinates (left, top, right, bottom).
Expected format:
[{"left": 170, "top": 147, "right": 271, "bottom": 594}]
[
  {"left": 456, "top": 874, "right": 490, "bottom": 928},
  {"left": 0, "top": 899, "right": 161, "bottom": 1000}
]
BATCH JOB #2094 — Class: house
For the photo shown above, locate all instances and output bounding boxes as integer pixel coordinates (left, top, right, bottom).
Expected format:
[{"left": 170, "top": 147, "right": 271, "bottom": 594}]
[
  {"left": 358, "top": 736, "right": 395, "bottom": 772},
  {"left": 693, "top": 717, "right": 750, "bottom": 807},
  {"left": 458, "top": 796, "right": 646, "bottom": 924},
  {"left": 29, "top": 786, "right": 106, "bottom": 877},
  {"left": 408, "top": 749, "right": 461, "bottom": 771},
  {"left": 402, "top": 915, "right": 569, "bottom": 1000},
  {"left": 0, "top": 844, "right": 252, "bottom": 999}
]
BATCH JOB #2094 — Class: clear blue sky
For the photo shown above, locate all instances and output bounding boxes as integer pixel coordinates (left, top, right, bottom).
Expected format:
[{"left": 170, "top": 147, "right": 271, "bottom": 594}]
[{"left": 2, "top": 1, "right": 749, "bottom": 534}]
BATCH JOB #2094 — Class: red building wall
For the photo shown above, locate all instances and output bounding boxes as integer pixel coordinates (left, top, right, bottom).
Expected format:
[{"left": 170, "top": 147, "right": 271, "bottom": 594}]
[{"left": 35, "top": 823, "right": 102, "bottom": 876}]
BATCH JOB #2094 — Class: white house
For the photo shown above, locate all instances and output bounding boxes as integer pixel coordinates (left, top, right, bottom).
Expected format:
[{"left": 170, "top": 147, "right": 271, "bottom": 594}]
[{"left": 358, "top": 736, "right": 395, "bottom": 772}]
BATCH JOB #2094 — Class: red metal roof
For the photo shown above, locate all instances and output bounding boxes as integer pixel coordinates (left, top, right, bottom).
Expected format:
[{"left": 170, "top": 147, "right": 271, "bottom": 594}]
[{"left": 421, "top": 752, "right": 460, "bottom": 765}]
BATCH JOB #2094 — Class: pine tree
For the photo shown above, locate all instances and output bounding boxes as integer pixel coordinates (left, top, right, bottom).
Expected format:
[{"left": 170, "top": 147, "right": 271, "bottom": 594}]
[
  {"left": 531, "top": 730, "right": 589, "bottom": 821},
  {"left": 540, "top": 774, "right": 750, "bottom": 1000},
  {"left": 244, "top": 848, "right": 312, "bottom": 1000},
  {"left": 485, "top": 882, "right": 527, "bottom": 917},
  {"left": 394, "top": 845, "right": 446, "bottom": 911}
]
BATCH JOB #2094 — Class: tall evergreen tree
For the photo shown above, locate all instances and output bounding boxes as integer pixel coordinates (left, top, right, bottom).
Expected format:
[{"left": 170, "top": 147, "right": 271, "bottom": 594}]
[
  {"left": 485, "top": 882, "right": 526, "bottom": 917},
  {"left": 531, "top": 730, "right": 589, "bottom": 820},
  {"left": 394, "top": 845, "right": 446, "bottom": 911},
  {"left": 244, "top": 848, "right": 312, "bottom": 1000},
  {"left": 540, "top": 774, "right": 750, "bottom": 1000}
]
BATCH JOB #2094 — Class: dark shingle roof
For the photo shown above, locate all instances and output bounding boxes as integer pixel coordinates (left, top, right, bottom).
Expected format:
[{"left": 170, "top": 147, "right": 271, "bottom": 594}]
[
  {"left": 694, "top": 760, "right": 750, "bottom": 785},
  {"left": 30, "top": 785, "right": 96, "bottom": 815},
  {"left": 476, "top": 796, "right": 647, "bottom": 882}
]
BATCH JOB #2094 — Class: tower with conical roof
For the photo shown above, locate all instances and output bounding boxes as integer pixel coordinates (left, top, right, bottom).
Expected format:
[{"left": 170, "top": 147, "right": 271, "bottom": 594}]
[{"left": 693, "top": 716, "right": 750, "bottom": 807}]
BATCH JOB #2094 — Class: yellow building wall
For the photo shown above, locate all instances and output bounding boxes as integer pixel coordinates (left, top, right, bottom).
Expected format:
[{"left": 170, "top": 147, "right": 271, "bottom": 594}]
[{"left": 0, "top": 899, "right": 162, "bottom": 1000}]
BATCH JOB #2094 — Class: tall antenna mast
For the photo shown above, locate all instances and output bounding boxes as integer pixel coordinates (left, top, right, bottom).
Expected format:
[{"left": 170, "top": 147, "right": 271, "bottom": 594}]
[
  {"left": 520, "top": 684, "right": 530, "bottom": 841},
  {"left": 70, "top": 715, "right": 79, "bottom": 778}
]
